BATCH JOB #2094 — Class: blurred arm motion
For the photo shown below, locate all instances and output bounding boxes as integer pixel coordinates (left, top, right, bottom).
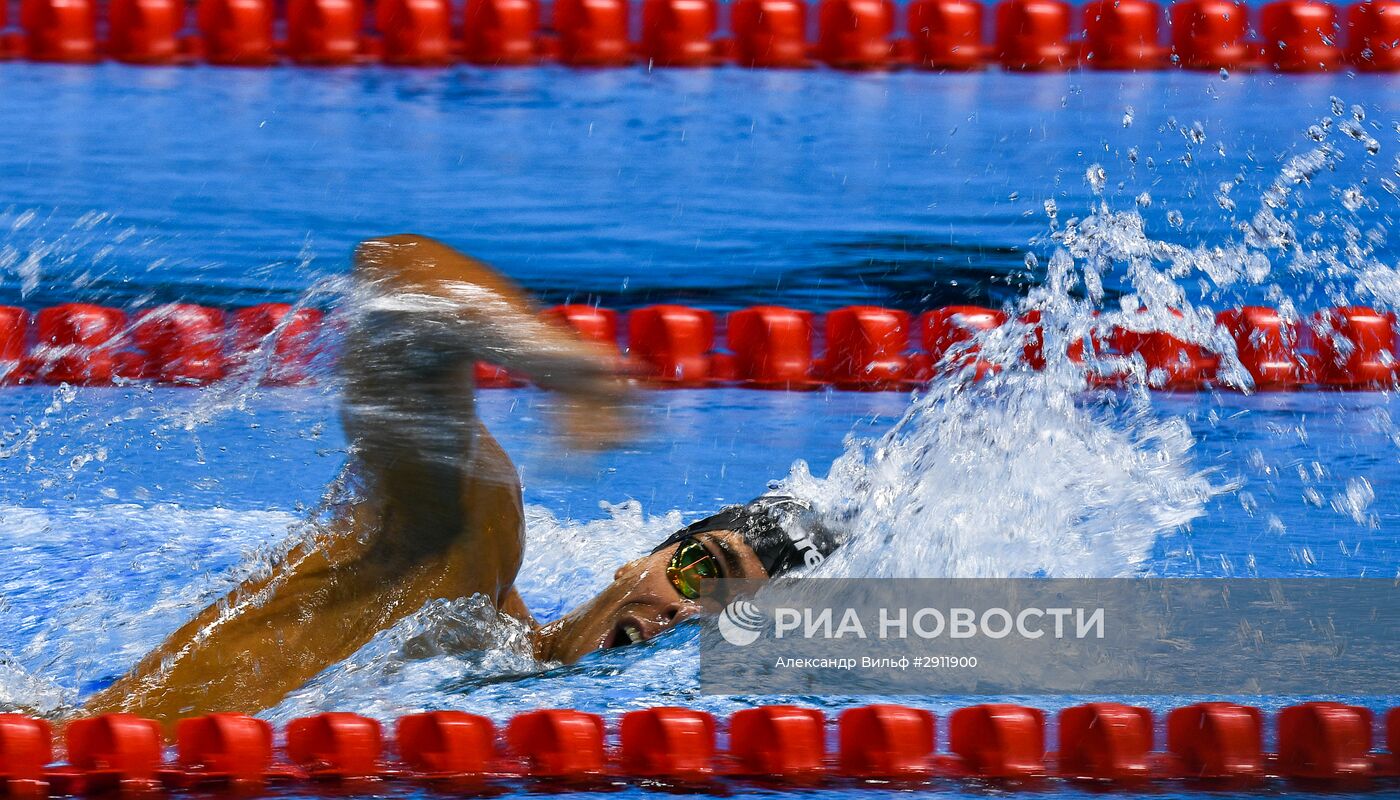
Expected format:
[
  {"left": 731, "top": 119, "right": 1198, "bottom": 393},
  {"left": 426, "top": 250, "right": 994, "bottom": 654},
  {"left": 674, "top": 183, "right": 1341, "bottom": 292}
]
[{"left": 85, "top": 235, "right": 630, "bottom": 724}]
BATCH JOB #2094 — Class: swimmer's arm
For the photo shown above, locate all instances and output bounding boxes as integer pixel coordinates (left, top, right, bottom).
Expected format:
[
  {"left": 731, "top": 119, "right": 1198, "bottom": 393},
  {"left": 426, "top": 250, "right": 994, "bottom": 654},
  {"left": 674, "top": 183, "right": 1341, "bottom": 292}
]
[
  {"left": 84, "top": 426, "right": 531, "bottom": 725},
  {"left": 338, "top": 234, "right": 633, "bottom": 577},
  {"left": 342, "top": 234, "right": 630, "bottom": 472},
  {"left": 84, "top": 238, "right": 625, "bottom": 725}
]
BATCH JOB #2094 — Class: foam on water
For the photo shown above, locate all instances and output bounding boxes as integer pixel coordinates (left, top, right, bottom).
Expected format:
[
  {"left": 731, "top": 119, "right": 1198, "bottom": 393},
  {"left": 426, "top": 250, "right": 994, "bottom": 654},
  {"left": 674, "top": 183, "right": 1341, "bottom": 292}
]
[{"left": 0, "top": 503, "right": 303, "bottom": 715}]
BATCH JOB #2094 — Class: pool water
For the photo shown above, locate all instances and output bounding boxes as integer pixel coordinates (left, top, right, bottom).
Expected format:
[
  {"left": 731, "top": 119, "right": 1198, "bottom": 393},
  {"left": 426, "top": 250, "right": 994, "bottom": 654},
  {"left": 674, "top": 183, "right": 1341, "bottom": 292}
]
[{"left": 1, "top": 61, "right": 1399, "bottom": 798}]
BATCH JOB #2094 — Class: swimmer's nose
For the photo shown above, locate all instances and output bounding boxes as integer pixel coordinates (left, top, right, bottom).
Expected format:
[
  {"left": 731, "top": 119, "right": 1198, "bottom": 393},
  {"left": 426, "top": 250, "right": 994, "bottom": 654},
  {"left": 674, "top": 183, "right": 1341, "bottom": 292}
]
[{"left": 661, "top": 599, "right": 703, "bottom": 627}]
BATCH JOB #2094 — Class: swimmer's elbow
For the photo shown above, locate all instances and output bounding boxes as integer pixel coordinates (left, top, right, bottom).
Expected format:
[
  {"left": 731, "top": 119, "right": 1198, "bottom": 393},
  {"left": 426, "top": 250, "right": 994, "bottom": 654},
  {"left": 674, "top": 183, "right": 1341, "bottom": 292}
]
[
  {"left": 352, "top": 234, "right": 523, "bottom": 303},
  {"left": 355, "top": 233, "right": 436, "bottom": 260},
  {"left": 353, "top": 234, "right": 441, "bottom": 283}
]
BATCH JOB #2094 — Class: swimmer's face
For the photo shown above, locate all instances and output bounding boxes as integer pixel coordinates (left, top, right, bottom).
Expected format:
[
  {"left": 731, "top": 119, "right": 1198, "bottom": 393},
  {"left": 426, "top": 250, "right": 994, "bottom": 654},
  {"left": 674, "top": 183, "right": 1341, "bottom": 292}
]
[{"left": 536, "top": 529, "right": 767, "bottom": 663}]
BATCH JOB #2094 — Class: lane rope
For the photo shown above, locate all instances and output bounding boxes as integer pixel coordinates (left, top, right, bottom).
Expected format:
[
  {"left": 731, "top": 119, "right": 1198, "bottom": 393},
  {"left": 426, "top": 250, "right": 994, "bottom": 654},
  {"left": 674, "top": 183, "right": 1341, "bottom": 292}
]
[
  {"left": 0, "top": 702, "right": 1392, "bottom": 790},
  {"left": 0, "top": 301, "right": 1394, "bottom": 392},
  {"left": 3, "top": 0, "right": 1396, "bottom": 72}
]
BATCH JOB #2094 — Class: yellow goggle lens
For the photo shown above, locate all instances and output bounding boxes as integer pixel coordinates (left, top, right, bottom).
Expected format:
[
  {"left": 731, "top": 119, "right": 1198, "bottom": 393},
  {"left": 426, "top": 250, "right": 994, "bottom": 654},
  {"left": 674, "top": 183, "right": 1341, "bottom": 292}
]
[{"left": 666, "top": 539, "right": 719, "bottom": 600}]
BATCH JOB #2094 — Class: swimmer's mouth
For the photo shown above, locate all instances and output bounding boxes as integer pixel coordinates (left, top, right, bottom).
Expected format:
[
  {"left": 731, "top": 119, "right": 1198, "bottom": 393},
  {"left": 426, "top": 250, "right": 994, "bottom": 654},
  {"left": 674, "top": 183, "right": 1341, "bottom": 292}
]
[{"left": 604, "top": 617, "right": 648, "bottom": 649}]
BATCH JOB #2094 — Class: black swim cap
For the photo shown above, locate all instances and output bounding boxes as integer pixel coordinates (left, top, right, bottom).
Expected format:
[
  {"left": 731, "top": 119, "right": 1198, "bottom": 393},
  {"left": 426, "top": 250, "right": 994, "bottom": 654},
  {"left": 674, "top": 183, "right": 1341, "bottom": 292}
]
[{"left": 650, "top": 496, "right": 841, "bottom": 577}]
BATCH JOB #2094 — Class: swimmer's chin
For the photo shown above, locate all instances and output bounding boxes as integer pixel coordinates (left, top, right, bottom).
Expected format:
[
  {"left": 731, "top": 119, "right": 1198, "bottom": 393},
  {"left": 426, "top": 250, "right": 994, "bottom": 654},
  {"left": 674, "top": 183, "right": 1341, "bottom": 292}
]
[{"left": 535, "top": 616, "right": 702, "bottom": 664}]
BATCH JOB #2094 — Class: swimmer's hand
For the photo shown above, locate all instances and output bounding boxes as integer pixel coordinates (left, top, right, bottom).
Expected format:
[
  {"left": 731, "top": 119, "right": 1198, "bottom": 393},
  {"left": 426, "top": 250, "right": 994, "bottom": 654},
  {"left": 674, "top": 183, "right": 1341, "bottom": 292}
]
[
  {"left": 551, "top": 372, "right": 632, "bottom": 452},
  {"left": 349, "top": 234, "right": 635, "bottom": 453}
]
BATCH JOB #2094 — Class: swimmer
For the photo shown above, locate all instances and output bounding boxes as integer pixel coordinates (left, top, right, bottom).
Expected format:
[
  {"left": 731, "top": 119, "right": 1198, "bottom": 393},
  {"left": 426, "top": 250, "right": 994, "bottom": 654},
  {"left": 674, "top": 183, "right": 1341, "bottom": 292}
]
[{"left": 85, "top": 235, "right": 838, "bottom": 725}]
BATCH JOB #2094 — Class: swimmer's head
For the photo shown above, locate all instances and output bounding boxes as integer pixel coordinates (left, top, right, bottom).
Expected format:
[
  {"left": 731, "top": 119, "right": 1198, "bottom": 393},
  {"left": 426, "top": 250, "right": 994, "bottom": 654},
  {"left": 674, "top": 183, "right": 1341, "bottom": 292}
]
[{"left": 535, "top": 496, "right": 840, "bottom": 663}]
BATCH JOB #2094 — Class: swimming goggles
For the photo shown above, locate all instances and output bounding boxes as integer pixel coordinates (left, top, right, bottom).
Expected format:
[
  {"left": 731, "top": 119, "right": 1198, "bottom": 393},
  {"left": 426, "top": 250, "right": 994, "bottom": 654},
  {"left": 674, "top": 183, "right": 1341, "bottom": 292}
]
[{"left": 665, "top": 537, "right": 719, "bottom": 600}]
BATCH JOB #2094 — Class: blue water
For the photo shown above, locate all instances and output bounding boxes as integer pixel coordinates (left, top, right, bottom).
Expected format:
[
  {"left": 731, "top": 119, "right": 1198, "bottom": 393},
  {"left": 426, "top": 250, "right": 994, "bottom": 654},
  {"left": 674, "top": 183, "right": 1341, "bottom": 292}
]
[
  {"left": 0, "top": 65, "right": 1396, "bottom": 311},
  {"left": 1, "top": 62, "right": 1400, "bottom": 797}
]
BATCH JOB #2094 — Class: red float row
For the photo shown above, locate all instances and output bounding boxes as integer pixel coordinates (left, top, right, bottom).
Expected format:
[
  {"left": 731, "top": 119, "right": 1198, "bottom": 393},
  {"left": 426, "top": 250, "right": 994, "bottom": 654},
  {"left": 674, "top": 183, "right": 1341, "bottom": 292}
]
[
  {"left": 0, "top": 701, "right": 1395, "bottom": 791},
  {"left": 1, "top": 302, "right": 1398, "bottom": 392},
  {"left": 0, "top": 0, "right": 1395, "bottom": 71},
  {"left": 0, "top": 303, "right": 322, "bottom": 387},
  {"left": 557, "top": 303, "right": 1400, "bottom": 392}
]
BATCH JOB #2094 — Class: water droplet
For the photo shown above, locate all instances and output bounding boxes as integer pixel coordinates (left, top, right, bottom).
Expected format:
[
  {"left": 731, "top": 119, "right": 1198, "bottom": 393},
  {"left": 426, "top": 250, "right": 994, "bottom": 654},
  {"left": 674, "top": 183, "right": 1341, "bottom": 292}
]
[
  {"left": 1218, "top": 67, "right": 1229, "bottom": 79},
  {"left": 1341, "top": 186, "right": 1366, "bottom": 211},
  {"left": 1086, "top": 164, "right": 1107, "bottom": 195},
  {"left": 1121, "top": 106, "right": 1134, "bottom": 128}
]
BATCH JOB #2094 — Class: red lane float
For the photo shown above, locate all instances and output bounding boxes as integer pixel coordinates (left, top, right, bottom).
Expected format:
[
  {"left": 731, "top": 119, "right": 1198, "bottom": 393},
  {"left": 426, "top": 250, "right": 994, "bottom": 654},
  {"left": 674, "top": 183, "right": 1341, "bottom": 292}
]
[
  {"left": 132, "top": 304, "right": 227, "bottom": 385},
  {"left": 1017, "top": 309, "right": 1060, "bottom": 369},
  {"left": 731, "top": 0, "right": 809, "bottom": 67},
  {"left": 65, "top": 714, "right": 164, "bottom": 792},
  {"left": 824, "top": 305, "right": 910, "bottom": 390},
  {"left": 377, "top": 0, "right": 454, "bottom": 65},
  {"left": 395, "top": 711, "right": 496, "bottom": 778},
  {"left": 995, "top": 0, "right": 1075, "bottom": 71},
  {"left": 175, "top": 713, "right": 275, "bottom": 785},
  {"left": 230, "top": 303, "right": 323, "bottom": 385},
  {"left": 1216, "top": 306, "right": 1308, "bottom": 389},
  {"left": 543, "top": 304, "right": 620, "bottom": 347},
  {"left": 0, "top": 307, "right": 27, "bottom": 384},
  {"left": 0, "top": 714, "right": 51, "bottom": 791},
  {"left": 641, "top": 0, "right": 718, "bottom": 66},
  {"left": 1081, "top": 0, "right": 1166, "bottom": 70},
  {"left": 837, "top": 704, "right": 935, "bottom": 779},
  {"left": 286, "top": 0, "right": 364, "bottom": 65},
  {"left": 553, "top": 0, "right": 632, "bottom": 66},
  {"left": 947, "top": 703, "right": 1046, "bottom": 778},
  {"left": 1056, "top": 703, "right": 1154, "bottom": 782},
  {"left": 1389, "top": 708, "right": 1400, "bottom": 770},
  {"left": 107, "top": 0, "right": 185, "bottom": 63},
  {"left": 32, "top": 304, "right": 126, "bottom": 385},
  {"left": 628, "top": 304, "right": 715, "bottom": 386},
  {"left": 462, "top": 0, "right": 539, "bottom": 64},
  {"left": 906, "top": 0, "right": 985, "bottom": 69},
  {"left": 285, "top": 713, "right": 383, "bottom": 780},
  {"left": 727, "top": 305, "right": 819, "bottom": 389},
  {"left": 816, "top": 0, "right": 896, "bottom": 69},
  {"left": 197, "top": 0, "right": 277, "bottom": 65},
  {"left": 1170, "top": 0, "right": 1251, "bottom": 69},
  {"left": 619, "top": 707, "right": 716, "bottom": 780},
  {"left": 506, "top": 709, "right": 606, "bottom": 779},
  {"left": 1261, "top": 0, "right": 1343, "bottom": 72},
  {"left": 1112, "top": 312, "right": 1219, "bottom": 390},
  {"left": 1312, "top": 306, "right": 1398, "bottom": 388},
  {"left": 1276, "top": 702, "right": 1372, "bottom": 780},
  {"left": 20, "top": 0, "right": 98, "bottom": 62},
  {"left": 474, "top": 361, "right": 527, "bottom": 388},
  {"left": 917, "top": 305, "right": 1006, "bottom": 380},
  {"left": 1166, "top": 702, "right": 1264, "bottom": 780},
  {"left": 1348, "top": 0, "right": 1400, "bottom": 71},
  {"left": 728, "top": 705, "right": 826, "bottom": 779}
]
